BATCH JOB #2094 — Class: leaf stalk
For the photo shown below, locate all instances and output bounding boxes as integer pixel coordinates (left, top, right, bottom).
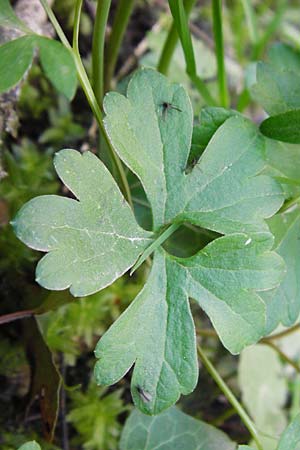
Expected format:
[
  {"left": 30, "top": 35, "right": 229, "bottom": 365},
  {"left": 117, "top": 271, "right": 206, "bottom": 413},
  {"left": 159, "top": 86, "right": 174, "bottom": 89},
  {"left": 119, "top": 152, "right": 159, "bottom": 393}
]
[
  {"left": 130, "top": 223, "right": 180, "bottom": 275},
  {"left": 197, "top": 344, "right": 264, "bottom": 450}
]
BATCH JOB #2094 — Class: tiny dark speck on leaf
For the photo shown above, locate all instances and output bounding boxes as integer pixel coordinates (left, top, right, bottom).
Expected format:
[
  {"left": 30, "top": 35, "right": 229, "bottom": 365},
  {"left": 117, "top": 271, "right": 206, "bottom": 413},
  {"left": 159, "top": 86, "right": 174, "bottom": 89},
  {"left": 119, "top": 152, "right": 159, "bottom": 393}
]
[{"left": 136, "top": 385, "right": 152, "bottom": 402}]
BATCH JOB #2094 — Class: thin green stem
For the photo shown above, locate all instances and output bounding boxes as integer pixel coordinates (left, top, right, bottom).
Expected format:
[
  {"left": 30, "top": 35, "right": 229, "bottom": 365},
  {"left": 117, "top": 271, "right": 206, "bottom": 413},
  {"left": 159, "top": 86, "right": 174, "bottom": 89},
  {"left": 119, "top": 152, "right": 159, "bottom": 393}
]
[
  {"left": 241, "top": 0, "right": 259, "bottom": 46},
  {"left": 212, "top": 0, "right": 229, "bottom": 107},
  {"left": 157, "top": 0, "right": 196, "bottom": 75},
  {"left": 130, "top": 223, "right": 180, "bottom": 275},
  {"left": 92, "top": 0, "right": 112, "bottom": 104},
  {"left": 279, "top": 195, "right": 300, "bottom": 213},
  {"left": 104, "top": 0, "right": 135, "bottom": 92},
  {"left": 197, "top": 345, "right": 263, "bottom": 450},
  {"left": 264, "top": 324, "right": 300, "bottom": 341},
  {"left": 39, "top": 0, "right": 71, "bottom": 49},
  {"left": 40, "top": 0, "right": 133, "bottom": 208},
  {"left": 168, "top": 0, "right": 217, "bottom": 105},
  {"left": 261, "top": 340, "right": 300, "bottom": 374}
]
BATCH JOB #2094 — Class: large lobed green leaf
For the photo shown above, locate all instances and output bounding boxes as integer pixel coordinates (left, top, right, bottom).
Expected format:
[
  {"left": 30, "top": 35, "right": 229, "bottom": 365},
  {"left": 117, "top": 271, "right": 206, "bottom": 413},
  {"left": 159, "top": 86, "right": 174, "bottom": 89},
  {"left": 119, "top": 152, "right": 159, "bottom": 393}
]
[
  {"left": 119, "top": 407, "right": 236, "bottom": 450},
  {"left": 104, "top": 69, "right": 282, "bottom": 234},
  {"left": 13, "top": 149, "right": 152, "bottom": 296},
  {"left": 14, "top": 68, "right": 285, "bottom": 415}
]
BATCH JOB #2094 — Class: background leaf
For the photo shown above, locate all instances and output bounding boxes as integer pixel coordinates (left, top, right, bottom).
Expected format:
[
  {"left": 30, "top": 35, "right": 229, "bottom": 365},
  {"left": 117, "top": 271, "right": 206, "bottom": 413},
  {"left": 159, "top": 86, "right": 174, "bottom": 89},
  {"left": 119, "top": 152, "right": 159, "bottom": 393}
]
[
  {"left": 119, "top": 407, "right": 236, "bottom": 450},
  {"left": 260, "top": 110, "right": 300, "bottom": 144},
  {"left": 277, "top": 414, "right": 300, "bottom": 450},
  {"left": 251, "top": 43, "right": 300, "bottom": 115},
  {"left": 18, "top": 442, "right": 41, "bottom": 450},
  {"left": 265, "top": 206, "right": 300, "bottom": 333},
  {"left": 238, "top": 344, "right": 287, "bottom": 450},
  {"left": 0, "top": 0, "right": 30, "bottom": 32},
  {"left": 0, "top": 36, "right": 35, "bottom": 94},
  {"left": 36, "top": 37, "right": 77, "bottom": 100}
]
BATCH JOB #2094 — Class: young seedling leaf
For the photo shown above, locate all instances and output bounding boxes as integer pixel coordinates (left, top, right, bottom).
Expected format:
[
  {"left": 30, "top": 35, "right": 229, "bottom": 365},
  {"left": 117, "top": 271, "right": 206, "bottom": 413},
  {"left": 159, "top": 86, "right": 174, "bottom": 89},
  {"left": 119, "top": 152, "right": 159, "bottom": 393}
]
[
  {"left": 0, "top": 0, "right": 31, "bottom": 32},
  {"left": 119, "top": 407, "right": 236, "bottom": 450},
  {"left": 36, "top": 37, "right": 77, "bottom": 100},
  {"left": 95, "top": 233, "right": 284, "bottom": 414},
  {"left": 12, "top": 149, "right": 152, "bottom": 296},
  {"left": 104, "top": 68, "right": 283, "bottom": 234},
  {"left": 251, "top": 43, "right": 300, "bottom": 115},
  {"left": 0, "top": 35, "right": 35, "bottom": 94},
  {"left": 260, "top": 109, "right": 300, "bottom": 144},
  {"left": 277, "top": 414, "right": 300, "bottom": 450}
]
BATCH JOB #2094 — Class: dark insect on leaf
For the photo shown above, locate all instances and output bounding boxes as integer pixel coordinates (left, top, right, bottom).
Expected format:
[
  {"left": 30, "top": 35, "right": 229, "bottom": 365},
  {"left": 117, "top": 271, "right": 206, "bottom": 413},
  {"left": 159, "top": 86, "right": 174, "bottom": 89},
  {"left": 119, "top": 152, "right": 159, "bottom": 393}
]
[
  {"left": 160, "top": 102, "right": 182, "bottom": 119},
  {"left": 136, "top": 385, "right": 152, "bottom": 403}
]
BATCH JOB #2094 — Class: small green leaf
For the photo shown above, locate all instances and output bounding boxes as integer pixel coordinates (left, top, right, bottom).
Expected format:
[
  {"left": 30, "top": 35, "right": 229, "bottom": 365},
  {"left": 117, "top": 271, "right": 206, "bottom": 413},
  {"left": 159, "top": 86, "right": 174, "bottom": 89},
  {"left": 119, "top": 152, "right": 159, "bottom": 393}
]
[
  {"left": 119, "top": 407, "right": 236, "bottom": 450},
  {"left": 18, "top": 442, "right": 41, "bottom": 450},
  {"left": 0, "top": 35, "right": 35, "bottom": 93},
  {"left": 0, "top": 0, "right": 31, "bottom": 32},
  {"left": 277, "top": 414, "right": 300, "bottom": 450},
  {"left": 251, "top": 43, "right": 300, "bottom": 115},
  {"left": 260, "top": 110, "right": 300, "bottom": 144},
  {"left": 36, "top": 36, "right": 77, "bottom": 100},
  {"left": 12, "top": 149, "right": 152, "bottom": 296}
]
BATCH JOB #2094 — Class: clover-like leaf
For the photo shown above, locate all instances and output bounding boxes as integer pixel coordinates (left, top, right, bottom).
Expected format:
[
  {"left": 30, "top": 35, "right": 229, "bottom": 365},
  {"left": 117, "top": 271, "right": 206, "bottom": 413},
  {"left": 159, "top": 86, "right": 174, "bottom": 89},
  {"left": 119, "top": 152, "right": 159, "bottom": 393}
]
[
  {"left": 119, "top": 407, "right": 236, "bottom": 450},
  {"left": 95, "top": 233, "right": 285, "bottom": 414},
  {"left": 0, "top": 34, "right": 76, "bottom": 99},
  {"left": 13, "top": 149, "right": 152, "bottom": 296},
  {"left": 13, "top": 69, "right": 285, "bottom": 416}
]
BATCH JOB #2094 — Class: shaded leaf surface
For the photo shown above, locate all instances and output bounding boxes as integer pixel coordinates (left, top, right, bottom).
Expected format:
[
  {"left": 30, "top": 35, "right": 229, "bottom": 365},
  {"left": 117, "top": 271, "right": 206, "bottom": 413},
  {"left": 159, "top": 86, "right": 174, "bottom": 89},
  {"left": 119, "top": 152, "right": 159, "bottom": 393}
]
[
  {"left": 260, "top": 110, "right": 300, "bottom": 144},
  {"left": 23, "top": 317, "right": 61, "bottom": 441},
  {"left": 13, "top": 150, "right": 151, "bottom": 296},
  {"left": 119, "top": 407, "right": 236, "bottom": 450},
  {"left": 265, "top": 206, "right": 300, "bottom": 332}
]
